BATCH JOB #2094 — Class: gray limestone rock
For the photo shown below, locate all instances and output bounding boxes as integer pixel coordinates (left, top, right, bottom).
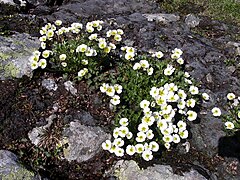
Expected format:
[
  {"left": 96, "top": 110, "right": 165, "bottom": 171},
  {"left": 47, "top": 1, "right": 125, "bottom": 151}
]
[
  {"left": 226, "top": 42, "right": 240, "bottom": 56},
  {"left": 185, "top": 14, "right": 200, "bottom": 28},
  {"left": 0, "top": 0, "right": 15, "bottom": 5},
  {"left": 0, "top": 33, "right": 40, "bottom": 80},
  {"left": 111, "top": 160, "right": 206, "bottom": 180},
  {"left": 64, "top": 81, "right": 77, "bottom": 95},
  {"left": 142, "top": 13, "right": 180, "bottom": 24},
  {"left": 0, "top": 150, "right": 40, "bottom": 179},
  {"left": 63, "top": 121, "right": 111, "bottom": 162},
  {"left": 42, "top": 78, "right": 58, "bottom": 91}
]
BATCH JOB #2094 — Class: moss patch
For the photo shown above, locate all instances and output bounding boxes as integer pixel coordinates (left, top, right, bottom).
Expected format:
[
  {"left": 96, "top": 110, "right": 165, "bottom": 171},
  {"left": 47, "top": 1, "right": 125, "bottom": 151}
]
[{"left": 160, "top": 0, "right": 240, "bottom": 25}]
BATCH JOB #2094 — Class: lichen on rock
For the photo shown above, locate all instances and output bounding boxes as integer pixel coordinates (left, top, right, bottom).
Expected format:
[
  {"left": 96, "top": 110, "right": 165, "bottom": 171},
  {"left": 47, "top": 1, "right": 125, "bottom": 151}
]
[{"left": 0, "top": 33, "right": 40, "bottom": 80}]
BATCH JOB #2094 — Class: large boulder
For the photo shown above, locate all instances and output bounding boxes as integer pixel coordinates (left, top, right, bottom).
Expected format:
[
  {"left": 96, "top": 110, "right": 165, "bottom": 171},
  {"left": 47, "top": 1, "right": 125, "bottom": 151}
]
[
  {"left": 0, "top": 33, "right": 40, "bottom": 80},
  {"left": 111, "top": 160, "right": 206, "bottom": 180},
  {"left": 63, "top": 121, "right": 111, "bottom": 162},
  {"left": 0, "top": 150, "right": 40, "bottom": 179}
]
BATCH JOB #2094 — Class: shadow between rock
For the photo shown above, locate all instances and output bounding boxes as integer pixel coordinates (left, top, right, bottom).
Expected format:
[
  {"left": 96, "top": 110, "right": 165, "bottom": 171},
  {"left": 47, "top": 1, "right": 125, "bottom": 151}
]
[{"left": 218, "top": 130, "right": 240, "bottom": 161}]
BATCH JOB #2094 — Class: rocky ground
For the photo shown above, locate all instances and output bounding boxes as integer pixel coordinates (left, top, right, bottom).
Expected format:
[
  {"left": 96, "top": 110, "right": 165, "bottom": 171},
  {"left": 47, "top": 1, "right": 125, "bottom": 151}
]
[{"left": 0, "top": 0, "right": 240, "bottom": 179}]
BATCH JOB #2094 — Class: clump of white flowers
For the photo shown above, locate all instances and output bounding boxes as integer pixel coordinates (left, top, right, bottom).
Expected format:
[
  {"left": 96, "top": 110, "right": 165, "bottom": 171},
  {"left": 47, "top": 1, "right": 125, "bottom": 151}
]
[
  {"left": 151, "top": 51, "right": 164, "bottom": 59},
  {"left": 29, "top": 50, "right": 50, "bottom": 70},
  {"left": 219, "top": 92, "right": 240, "bottom": 131},
  {"left": 121, "top": 46, "right": 136, "bottom": 60},
  {"left": 100, "top": 83, "right": 123, "bottom": 106},
  {"left": 133, "top": 59, "right": 154, "bottom": 75},
  {"left": 103, "top": 67, "right": 200, "bottom": 160},
  {"left": 29, "top": 19, "right": 123, "bottom": 77},
  {"left": 31, "top": 20, "right": 223, "bottom": 162}
]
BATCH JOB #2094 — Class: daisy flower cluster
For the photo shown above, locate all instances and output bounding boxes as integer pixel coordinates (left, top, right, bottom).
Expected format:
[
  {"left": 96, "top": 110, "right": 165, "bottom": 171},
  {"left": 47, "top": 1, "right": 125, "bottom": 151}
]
[
  {"left": 29, "top": 20, "right": 125, "bottom": 80},
  {"left": 31, "top": 20, "right": 228, "bottom": 162},
  {"left": 106, "top": 29, "right": 124, "bottom": 42},
  {"left": 102, "top": 117, "right": 159, "bottom": 161},
  {"left": 133, "top": 60, "right": 154, "bottom": 75},
  {"left": 171, "top": 48, "right": 184, "bottom": 64},
  {"left": 102, "top": 80, "right": 200, "bottom": 160},
  {"left": 29, "top": 22, "right": 60, "bottom": 70},
  {"left": 162, "top": 48, "right": 185, "bottom": 76},
  {"left": 151, "top": 51, "right": 164, "bottom": 59},
  {"left": 121, "top": 46, "right": 136, "bottom": 60},
  {"left": 146, "top": 83, "right": 199, "bottom": 149},
  {"left": 216, "top": 92, "right": 240, "bottom": 131},
  {"left": 102, "top": 47, "right": 205, "bottom": 161},
  {"left": 29, "top": 50, "right": 52, "bottom": 70},
  {"left": 100, "top": 83, "right": 123, "bottom": 106}
]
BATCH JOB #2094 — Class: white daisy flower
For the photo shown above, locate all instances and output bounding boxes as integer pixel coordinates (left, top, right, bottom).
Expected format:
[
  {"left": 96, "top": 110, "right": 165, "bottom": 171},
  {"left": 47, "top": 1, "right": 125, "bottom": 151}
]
[
  {"left": 164, "top": 64, "right": 175, "bottom": 76},
  {"left": 59, "top": 54, "right": 66, "bottom": 61},
  {"left": 164, "top": 143, "right": 171, "bottom": 149},
  {"left": 114, "top": 84, "right": 122, "bottom": 94},
  {"left": 177, "top": 121, "right": 187, "bottom": 131},
  {"left": 202, "top": 93, "right": 210, "bottom": 101},
  {"left": 135, "top": 144, "right": 144, "bottom": 154},
  {"left": 106, "top": 86, "right": 115, "bottom": 97},
  {"left": 110, "top": 95, "right": 120, "bottom": 105},
  {"left": 42, "top": 50, "right": 52, "bottom": 58},
  {"left": 81, "top": 59, "right": 88, "bottom": 65},
  {"left": 187, "top": 110, "right": 197, "bottom": 121},
  {"left": 225, "top": 121, "right": 235, "bottom": 129},
  {"left": 38, "top": 59, "right": 47, "bottom": 69},
  {"left": 133, "top": 63, "right": 141, "bottom": 70},
  {"left": 114, "top": 34, "right": 122, "bottom": 41},
  {"left": 102, "top": 140, "right": 111, "bottom": 150},
  {"left": 136, "top": 132, "right": 146, "bottom": 142},
  {"left": 163, "top": 135, "right": 173, "bottom": 143},
  {"left": 177, "top": 58, "right": 184, "bottom": 65},
  {"left": 126, "top": 145, "right": 136, "bottom": 156},
  {"left": 179, "top": 130, "right": 188, "bottom": 139},
  {"left": 113, "top": 128, "right": 120, "bottom": 138},
  {"left": 149, "top": 141, "right": 159, "bottom": 152},
  {"left": 113, "top": 138, "right": 124, "bottom": 147},
  {"left": 119, "top": 126, "right": 129, "bottom": 137},
  {"left": 155, "top": 51, "right": 164, "bottom": 59},
  {"left": 140, "top": 100, "right": 150, "bottom": 109},
  {"left": 126, "top": 132, "right": 133, "bottom": 139},
  {"left": 119, "top": 118, "right": 128, "bottom": 126},
  {"left": 147, "top": 67, "right": 154, "bottom": 75},
  {"left": 146, "top": 129, "right": 154, "bottom": 139},
  {"left": 172, "top": 134, "right": 181, "bottom": 143},
  {"left": 211, "top": 107, "right": 221, "bottom": 117},
  {"left": 140, "top": 60, "right": 150, "bottom": 69},
  {"left": 61, "top": 62, "right": 67, "bottom": 67},
  {"left": 142, "top": 150, "right": 153, "bottom": 161},
  {"left": 76, "top": 44, "right": 88, "bottom": 53},
  {"left": 30, "top": 61, "right": 38, "bottom": 70},
  {"left": 157, "top": 120, "right": 168, "bottom": 131},
  {"left": 55, "top": 20, "right": 62, "bottom": 26},
  {"left": 186, "top": 99, "right": 196, "bottom": 108},
  {"left": 227, "top": 93, "right": 236, "bottom": 101},
  {"left": 138, "top": 123, "right": 149, "bottom": 132},
  {"left": 115, "top": 148, "right": 124, "bottom": 157},
  {"left": 100, "top": 83, "right": 109, "bottom": 93},
  {"left": 189, "top": 86, "right": 199, "bottom": 95}
]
